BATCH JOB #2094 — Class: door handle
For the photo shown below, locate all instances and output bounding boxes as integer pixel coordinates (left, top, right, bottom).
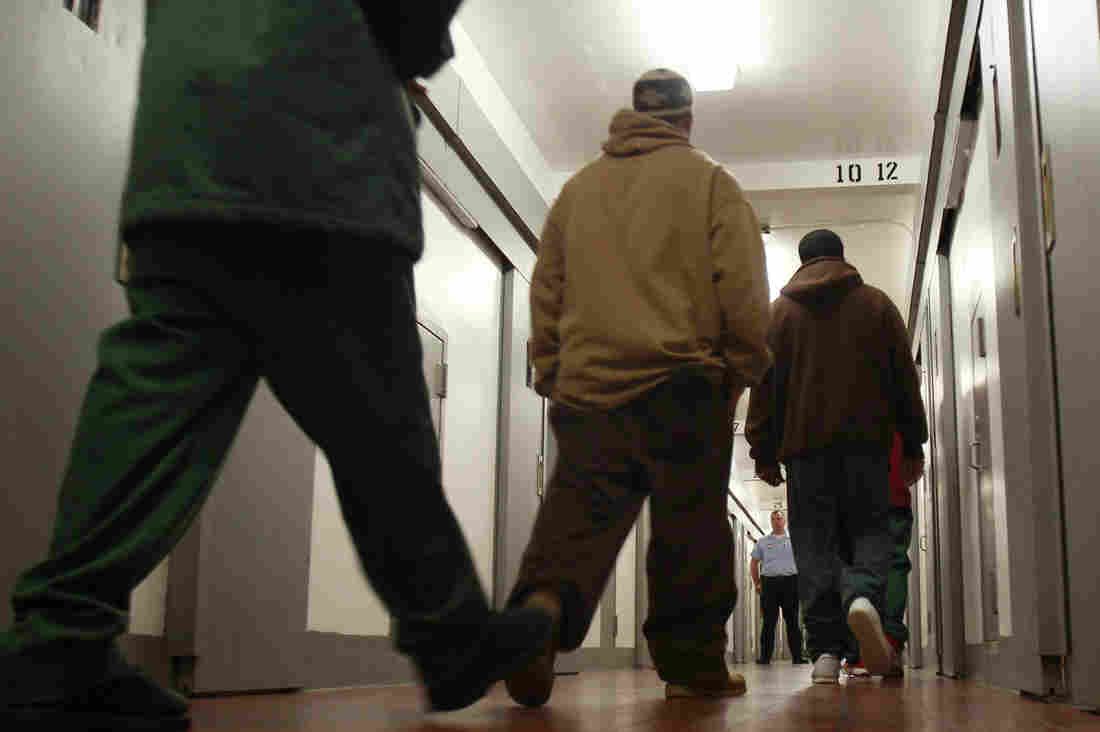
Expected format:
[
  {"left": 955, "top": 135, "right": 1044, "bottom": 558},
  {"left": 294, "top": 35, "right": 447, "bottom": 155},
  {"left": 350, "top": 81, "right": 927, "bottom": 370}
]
[
  {"left": 919, "top": 536, "right": 928, "bottom": 552},
  {"left": 536, "top": 453, "right": 545, "bottom": 499},
  {"left": 969, "top": 440, "right": 983, "bottom": 472}
]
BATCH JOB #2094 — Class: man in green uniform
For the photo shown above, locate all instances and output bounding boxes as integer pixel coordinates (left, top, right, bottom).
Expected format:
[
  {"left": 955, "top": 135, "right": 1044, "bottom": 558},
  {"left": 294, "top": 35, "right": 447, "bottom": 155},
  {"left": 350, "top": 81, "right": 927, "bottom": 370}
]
[{"left": 0, "top": 2, "right": 551, "bottom": 729}]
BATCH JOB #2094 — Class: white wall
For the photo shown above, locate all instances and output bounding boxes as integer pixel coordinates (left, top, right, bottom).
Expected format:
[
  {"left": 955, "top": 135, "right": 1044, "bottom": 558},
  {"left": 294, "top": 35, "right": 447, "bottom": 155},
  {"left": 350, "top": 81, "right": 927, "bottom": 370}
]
[
  {"left": 448, "top": 18, "right": 563, "bottom": 205},
  {"left": 306, "top": 451, "right": 390, "bottom": 635},
  {"left": 763, "top": 222, "right": 913, "bottom": 311},
  {"left": 129, "top": 559, "right": 170, "bottom": 636},
  {"left": 583, "top": 606, "right": 602, "bottom": 647},
  {"left": 615, "top": 523, "right": 637, "bottom": 648},
  {"left": 307, "top": 193, "right": 503, "bottom": 635}
]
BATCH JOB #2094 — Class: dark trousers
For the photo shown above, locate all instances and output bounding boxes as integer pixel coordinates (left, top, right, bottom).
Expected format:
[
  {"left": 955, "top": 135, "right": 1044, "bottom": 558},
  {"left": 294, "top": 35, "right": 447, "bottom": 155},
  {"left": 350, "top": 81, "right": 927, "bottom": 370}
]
[
  {"left": 786, "top": 451, "right": 890, "bottom": 660},
  {"left": 759, "top": 574, "right": 802, "bottom": 661},
  {"left": 508, "top": 369, "right": 736, "bottom": 685},
  {"left": 1, "top": 233, "right": 488, "bottom": 665}
]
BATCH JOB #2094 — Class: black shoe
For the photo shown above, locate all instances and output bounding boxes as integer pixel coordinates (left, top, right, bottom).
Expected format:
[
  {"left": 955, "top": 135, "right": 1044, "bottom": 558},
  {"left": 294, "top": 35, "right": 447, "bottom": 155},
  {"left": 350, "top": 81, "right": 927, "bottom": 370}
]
[
  {"left": 755, "top": 658, "right": 771, "bottom": 665},
  {"left": 2, "top": 643, "right": 190, "bottom": 731},
  {"left": 424, "top": 607, "right": 554, "bottom": 712},
  {"left": 792, "top": 657, "right": 809, "bottom": 665}
]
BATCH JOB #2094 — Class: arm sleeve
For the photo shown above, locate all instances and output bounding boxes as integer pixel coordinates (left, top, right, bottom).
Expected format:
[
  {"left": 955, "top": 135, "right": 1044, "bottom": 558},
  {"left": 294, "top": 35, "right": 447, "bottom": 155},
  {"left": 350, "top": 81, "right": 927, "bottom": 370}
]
[
  {"left": 884, "top": 300, "right": 929, "bottom": 458},
  {"left": 529, "top": 199, "right": 566, "bottom": 398},
  {"left": 746, "top": 365, "right": 779, "bottom": 468},
  {"left": 751, "top": 542, "right": 762, "bottom": 561},
  {"left": 358, "top": 2, "right": 463, "bottom": 80},
  {"left": 709, "top": 170, "right": 773, "bottom": 388}
]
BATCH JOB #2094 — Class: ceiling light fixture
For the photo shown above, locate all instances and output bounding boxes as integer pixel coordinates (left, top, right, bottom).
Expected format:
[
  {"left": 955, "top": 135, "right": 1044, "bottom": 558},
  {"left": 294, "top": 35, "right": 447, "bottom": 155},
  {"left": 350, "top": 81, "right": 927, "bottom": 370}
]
[{"left": 640, "top": 0, "right": 761, "bottom": 92}]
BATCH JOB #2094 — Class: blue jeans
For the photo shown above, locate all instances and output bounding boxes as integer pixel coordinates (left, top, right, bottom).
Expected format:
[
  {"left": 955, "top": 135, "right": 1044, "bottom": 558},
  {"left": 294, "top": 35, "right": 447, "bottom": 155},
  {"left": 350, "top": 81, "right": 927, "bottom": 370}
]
[{"left": 786, "top": 451, "right": 891, "bottom": 660}]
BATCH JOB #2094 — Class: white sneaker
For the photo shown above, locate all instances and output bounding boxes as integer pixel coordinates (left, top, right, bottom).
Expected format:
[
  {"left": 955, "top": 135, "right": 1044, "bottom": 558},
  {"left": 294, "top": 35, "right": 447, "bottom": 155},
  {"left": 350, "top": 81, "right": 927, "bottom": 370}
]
[
  {"left": 841, "top": 659, "right": 872, "bottom": 679},
  {"left": 811, "top": 653, "right": 840, "bottom": 684},
  {"left": 847, "top": 597, "right": 896, "bottom": 676}
]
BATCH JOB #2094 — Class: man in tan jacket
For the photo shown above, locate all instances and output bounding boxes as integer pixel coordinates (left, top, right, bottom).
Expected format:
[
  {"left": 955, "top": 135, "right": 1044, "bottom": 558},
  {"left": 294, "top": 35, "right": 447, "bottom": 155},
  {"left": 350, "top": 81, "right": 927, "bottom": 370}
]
[
  {"left": 505, "top": 69, "right": 772, "bottom": 706},
  {"left": 746, "top": 230, "right": 927, "bottom": 684}
]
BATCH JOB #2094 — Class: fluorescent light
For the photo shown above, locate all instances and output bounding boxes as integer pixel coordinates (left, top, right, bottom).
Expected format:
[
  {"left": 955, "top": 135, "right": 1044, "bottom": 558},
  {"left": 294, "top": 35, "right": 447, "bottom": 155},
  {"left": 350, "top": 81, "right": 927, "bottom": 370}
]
[{"left": 640, "top": 0, "right": 761, "bottom": 92}]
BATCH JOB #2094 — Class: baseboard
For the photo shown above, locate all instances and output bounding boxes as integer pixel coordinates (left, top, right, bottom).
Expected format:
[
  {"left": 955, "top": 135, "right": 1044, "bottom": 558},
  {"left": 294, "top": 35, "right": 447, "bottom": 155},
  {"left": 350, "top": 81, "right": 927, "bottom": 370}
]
[
  {"left": 302, "top": 632, "right": 416, "bottom": 690},
  {"left": 563, "top": 647, "right": 637, "bottom": 672},
  {"left": 966, "top": 642, "right": 992, "bottom": 682}
]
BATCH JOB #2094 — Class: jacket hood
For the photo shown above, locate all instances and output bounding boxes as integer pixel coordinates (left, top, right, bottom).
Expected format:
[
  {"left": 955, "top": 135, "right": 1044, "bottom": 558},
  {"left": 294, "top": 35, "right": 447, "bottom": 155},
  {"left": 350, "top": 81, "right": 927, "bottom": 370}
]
[
  {"left": 780, "top": 257, "right": 863, "bottom": 308},
  {"left": 602, "top": 109, "right": 693, "bottom": 157}
]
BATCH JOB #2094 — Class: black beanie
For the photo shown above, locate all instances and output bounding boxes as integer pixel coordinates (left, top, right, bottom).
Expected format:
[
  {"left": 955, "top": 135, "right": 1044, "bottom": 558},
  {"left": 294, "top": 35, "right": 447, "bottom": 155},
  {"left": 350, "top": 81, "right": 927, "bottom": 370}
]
[{"left": 798, "top": 229, "right": 844, "bottom": 262}]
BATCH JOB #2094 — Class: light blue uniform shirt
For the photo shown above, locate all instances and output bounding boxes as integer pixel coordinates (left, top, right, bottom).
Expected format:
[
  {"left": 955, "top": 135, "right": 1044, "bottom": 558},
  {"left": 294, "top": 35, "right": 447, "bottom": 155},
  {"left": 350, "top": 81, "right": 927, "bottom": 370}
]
[{"left": 751, "top": 533, "right": 798, "bottom": 577}]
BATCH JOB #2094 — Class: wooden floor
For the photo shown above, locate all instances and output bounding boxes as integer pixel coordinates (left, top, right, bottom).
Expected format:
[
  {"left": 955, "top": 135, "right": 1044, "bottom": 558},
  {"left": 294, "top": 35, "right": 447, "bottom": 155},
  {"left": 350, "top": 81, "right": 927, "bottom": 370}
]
[{"left": 187, "top": 662, "right": 1100, "bottom": 731}]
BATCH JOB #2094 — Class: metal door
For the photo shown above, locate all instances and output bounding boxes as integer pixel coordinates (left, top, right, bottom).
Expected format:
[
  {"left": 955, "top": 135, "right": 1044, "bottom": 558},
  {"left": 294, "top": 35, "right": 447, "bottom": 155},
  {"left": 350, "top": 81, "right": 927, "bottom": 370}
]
[
  {"left": 418, "top": 321, "right": 446, "bottom": 444},
  {"left": 932, "top": 259, "right": 969, "bottom": 677},
  {"left": 491, "top": 271, "right": 542, "bottom": 610},
  {"left": 968, "top": 295, "right": 1000, "bottom": 640},
  {"left": 1026, "top": 0, "right": 1096, "bottom": 704},
  {"left": 908, "top": 355, "right": 926, "bottom": 670},
  {"left": 920, "top": 300, "right": 942, "bottom": 671}
]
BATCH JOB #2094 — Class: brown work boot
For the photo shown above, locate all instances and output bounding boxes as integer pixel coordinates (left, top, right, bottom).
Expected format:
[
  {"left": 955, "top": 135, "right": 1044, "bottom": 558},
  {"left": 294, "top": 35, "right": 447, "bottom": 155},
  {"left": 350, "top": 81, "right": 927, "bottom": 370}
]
[
  {"left": 504, "top": 590, "right": 561, "bottom": 708},
  {"left": 665, "top": 670, "right": 748, "bottom": 699}
]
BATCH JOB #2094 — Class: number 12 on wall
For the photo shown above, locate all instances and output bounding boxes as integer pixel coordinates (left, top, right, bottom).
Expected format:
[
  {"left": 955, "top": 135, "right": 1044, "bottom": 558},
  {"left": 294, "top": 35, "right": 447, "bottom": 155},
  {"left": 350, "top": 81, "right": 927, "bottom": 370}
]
[{"left": 836, "top": 161, "right": 899, "bottom": 183}]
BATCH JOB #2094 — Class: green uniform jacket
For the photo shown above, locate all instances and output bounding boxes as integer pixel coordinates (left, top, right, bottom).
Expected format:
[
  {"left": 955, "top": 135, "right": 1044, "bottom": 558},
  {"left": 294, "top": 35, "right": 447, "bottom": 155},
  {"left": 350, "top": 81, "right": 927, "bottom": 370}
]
[{"left": 121, "top": 0, "right": 461, "bottom": 260}]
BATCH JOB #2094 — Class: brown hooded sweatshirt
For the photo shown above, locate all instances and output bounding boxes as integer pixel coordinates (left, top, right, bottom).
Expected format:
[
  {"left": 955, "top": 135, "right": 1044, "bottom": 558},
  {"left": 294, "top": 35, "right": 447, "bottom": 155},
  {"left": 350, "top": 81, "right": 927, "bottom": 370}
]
[
  {"left": 746, "top": 257, "right": 928, "bottom": 467},
  {"left": 529, "top": 109, "right": 772, "bottom": 409}
]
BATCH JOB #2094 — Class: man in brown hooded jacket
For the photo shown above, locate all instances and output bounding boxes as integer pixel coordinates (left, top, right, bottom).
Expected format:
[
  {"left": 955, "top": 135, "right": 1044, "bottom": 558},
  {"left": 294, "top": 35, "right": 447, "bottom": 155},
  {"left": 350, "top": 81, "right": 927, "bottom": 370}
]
[
  {"left": 504, "top": 69, "right": 772, "bottom": 705},
  {"left": 746, "top": 229, "right": 927, "bottom": 683}
]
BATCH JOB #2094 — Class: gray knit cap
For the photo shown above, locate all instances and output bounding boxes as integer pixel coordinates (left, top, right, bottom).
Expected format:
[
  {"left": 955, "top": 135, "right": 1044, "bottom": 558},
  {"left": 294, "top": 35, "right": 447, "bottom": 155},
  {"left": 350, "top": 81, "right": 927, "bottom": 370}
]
[{"left": 633, "top": 68, "right": 694, "bottom": 119}]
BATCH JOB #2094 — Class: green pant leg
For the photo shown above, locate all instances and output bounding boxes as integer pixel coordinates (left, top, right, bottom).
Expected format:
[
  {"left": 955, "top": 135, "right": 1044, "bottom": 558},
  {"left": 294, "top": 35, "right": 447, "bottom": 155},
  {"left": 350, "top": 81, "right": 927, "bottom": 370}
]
[
  {"left": 883, "top": 507, "right": 914, "bottom": 644},
  {"left": 2, "top": 280, "right": 259, "bottom": 654}
]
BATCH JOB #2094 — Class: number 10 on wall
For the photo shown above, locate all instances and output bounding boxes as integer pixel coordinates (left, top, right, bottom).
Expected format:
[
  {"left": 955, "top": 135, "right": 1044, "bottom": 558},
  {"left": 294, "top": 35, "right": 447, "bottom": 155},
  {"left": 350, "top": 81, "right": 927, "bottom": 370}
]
[{"left": 836, "top": 161, "right": 900, "bottom": 184}]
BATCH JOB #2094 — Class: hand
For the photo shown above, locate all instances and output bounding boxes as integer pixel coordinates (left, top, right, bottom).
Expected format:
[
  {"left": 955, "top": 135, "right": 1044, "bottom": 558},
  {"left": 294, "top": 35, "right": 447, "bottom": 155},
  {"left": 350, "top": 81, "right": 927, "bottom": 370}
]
[
  {"left": 900, "top": 456, "right": 925, "bottom": 488},
  {"left": 754, "top": 582, "right": 761, "bottom": 594},
  {"left": 757, "top": 464, "right": 784, "bottom": 486}
]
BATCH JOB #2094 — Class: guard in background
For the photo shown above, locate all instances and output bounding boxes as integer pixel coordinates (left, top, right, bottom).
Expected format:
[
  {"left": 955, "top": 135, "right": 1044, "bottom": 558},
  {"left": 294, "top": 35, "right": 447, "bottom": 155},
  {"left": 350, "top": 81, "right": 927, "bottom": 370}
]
[{"left": 751, "top": 510, "right": 806, "bottom": 665}]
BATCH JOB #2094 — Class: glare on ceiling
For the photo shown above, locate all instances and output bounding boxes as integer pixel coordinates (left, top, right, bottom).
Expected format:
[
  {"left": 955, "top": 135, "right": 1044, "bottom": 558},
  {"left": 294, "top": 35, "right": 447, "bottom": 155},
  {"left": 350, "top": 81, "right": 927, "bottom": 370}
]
[{"left": 640, "top": 0, "right": 762, "bottom": 92}]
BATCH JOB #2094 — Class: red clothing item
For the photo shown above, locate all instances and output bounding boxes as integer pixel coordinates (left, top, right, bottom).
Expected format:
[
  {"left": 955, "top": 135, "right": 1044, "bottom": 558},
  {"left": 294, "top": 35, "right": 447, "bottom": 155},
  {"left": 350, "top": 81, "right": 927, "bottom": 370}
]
[{"left": 889, "top": 432, "right": 910, "bottom": 508}]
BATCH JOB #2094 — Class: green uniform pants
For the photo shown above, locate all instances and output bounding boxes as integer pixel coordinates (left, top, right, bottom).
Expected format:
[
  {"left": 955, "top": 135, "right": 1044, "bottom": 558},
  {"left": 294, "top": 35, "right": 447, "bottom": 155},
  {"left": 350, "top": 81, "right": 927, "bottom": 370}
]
[{"left": 1, "top": 233, "right": 488, "bottom": 665}]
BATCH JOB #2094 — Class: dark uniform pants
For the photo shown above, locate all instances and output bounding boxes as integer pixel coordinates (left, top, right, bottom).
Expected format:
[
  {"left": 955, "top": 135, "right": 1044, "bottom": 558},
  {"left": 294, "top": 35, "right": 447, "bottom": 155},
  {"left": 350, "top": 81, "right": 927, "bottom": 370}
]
[
  {"left": 507, "top": 369, "right": 737, "bottom": 685},
  {"left": 1, "top": 231, "right": 488, "bottom": 664},
  {"left": 759, "top": 574, "right": 802, "bottom": 661},
  {"left": 786, "top": 451, "right": 890, "bottom": 660}
]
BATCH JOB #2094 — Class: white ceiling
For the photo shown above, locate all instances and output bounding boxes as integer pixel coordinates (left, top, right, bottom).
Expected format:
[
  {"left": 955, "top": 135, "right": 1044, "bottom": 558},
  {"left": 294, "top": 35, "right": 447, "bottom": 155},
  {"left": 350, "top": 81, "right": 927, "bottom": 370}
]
[{"left": 456, "top": 0, "right": 951, "bottom": 170}]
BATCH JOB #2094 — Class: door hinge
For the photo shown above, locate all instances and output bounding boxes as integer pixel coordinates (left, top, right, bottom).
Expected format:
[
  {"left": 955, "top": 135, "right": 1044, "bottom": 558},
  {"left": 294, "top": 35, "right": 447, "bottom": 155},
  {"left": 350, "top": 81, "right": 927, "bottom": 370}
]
[
  {"left": 1011, "top": 227, "right": 1022, "bottom": 317},
  {"left": 433, "top": 362, "right": 448, "bottom": 398},
  {"left": 612, "top": 614, "right": 618, "bottom": 640}
]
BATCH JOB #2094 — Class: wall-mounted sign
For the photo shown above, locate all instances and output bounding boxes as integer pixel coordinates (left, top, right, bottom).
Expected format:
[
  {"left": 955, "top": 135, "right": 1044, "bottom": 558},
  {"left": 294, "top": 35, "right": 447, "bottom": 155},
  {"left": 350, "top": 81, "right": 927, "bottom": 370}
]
[
  {"left": 834, "top": 160, "right": 901, "bottom": 184},
  {"left": 730, "top": 156, "right": 921, "bottom": 191}
]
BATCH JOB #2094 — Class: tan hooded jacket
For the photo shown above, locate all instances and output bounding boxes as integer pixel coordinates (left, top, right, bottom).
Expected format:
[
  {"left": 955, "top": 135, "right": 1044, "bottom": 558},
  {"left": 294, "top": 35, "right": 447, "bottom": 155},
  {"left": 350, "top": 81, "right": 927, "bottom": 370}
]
[{"left": 530, "top": 109, "right": 772, "bottom": 409}]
